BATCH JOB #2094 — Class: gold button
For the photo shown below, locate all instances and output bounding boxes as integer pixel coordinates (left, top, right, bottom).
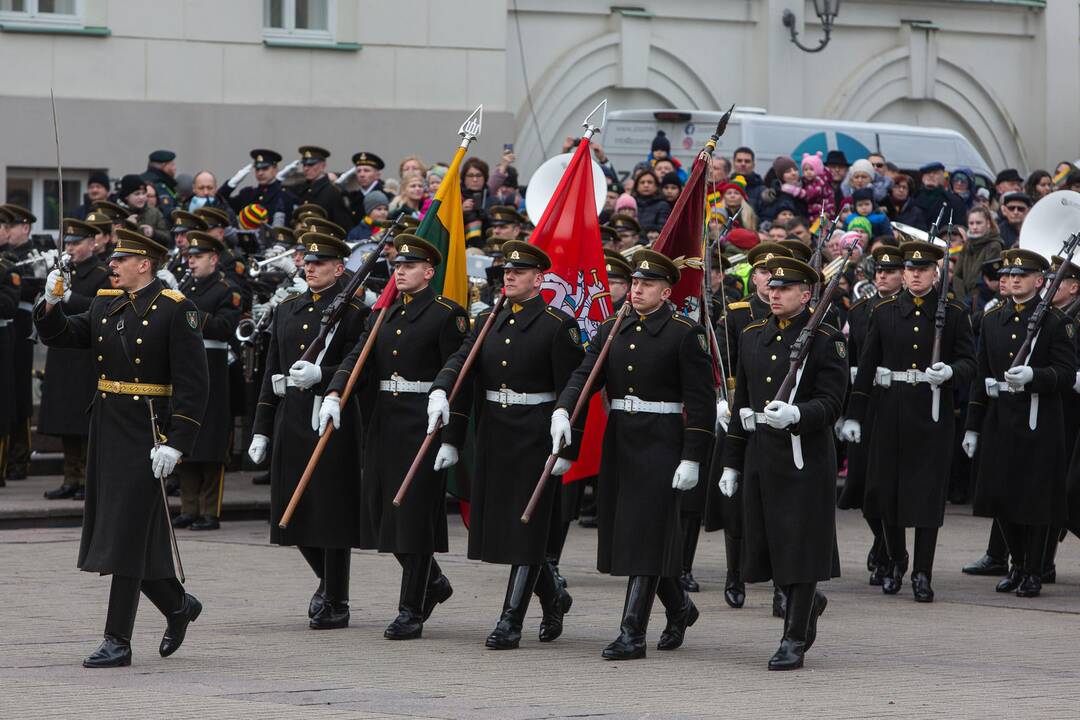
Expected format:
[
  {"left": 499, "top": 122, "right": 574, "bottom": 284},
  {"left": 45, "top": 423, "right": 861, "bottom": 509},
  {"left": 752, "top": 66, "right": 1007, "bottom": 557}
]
[
  {"left": 636, "top": 325, "right": 642, "bottom": 332},
  {"left": 142, "top": 320, "right": 148, "bottom": 326},
  {"left": 500, "top": 383, "right": 507, "bottom": 389},
  {"left": 133, "top": 395, "right": 140, "bottom": 401},
  {"left": 766, "top": 376, "right": 772, "bottom": 382},
  {"left": 100, "top": 374, "right": 105, "bottom": 379},
  {"left": 1008, "top": 352, "right": 1014, "bottom": 358},
  {"left": 97, "top": 355, "right": 103, "bottom": 361},
  {"left": 627, "top": 365, "right": 633, "bottom": 371},
  {"left": 151, "top": 305, "right": 157, "bottom": 310},
  {"left": 912, "top": 363, "right": 917, "bottom": 369},
  {"left": 502, "top": 403, "right": 508, "bottom": 408},
  {"left": 98, "top": 336, "right": 102, "bottom": 342},
  {"left": 629, "top": 344, "right": 636, "bottom": 350},
  {"left": 308, "top": 307, "right": 314, "bottom": 312},
  {"left": 400, "top": 310, "right": 406, "bottom": 316},
  {"left": 392, "top": 350, "right": 398, "bottom": 356},
  {"left": 915, "top": 310, "right": 921, "bottom": 316},
  {"left": 1014, "top": 317, "right": 1019, "bottom": 322},
  {"left": 136, "top": 338, "right": 142, "bottom": 345},
  {"left": 913, "top": 344, "right": 918, "bottom": 350},
  {"left": 505, "top": 338, "right": 511, "bottom": 344},
  {"left": 303, "top": 324, "right": 308, "bottom": 330},
  {"left": 396, "top": 329, "right": 402, "bottom": 335},
  {"left": 300, "top": 344, "right": 306, "bottom": 350},
  {"left": 101, "top": 392, "right": 106, "bottom": 398},
  {"left": 628, "top": 386, "right": 635, "bottom": 393},
  {"left": 393, "top": 392, "right": 399, "bottom": 397},
  {"left": 135, "top": 358, "right": 141, "bottom": 364},
  {"left": 101, "top": 318, "right": 107, "bottom": 324},
  {"left": 913, "top": 327, "right": 919, "bottom": 333},
  {"left": 771, "top": 355, "right": 776, "bottom": 361},
  {"left": 1011, "top": 334, "right": 1017, "bottom": 339},
  {"left": 776, "top": 335, "right": 782, "bottom": 341},
  {"left": 509, "top": 318, "right": 515, "bottom": 325},
  {"left": 134, "top": 378, "right": 139, "bottom": 382},
  {"left": 501, "top": 360, "right": 507, "bottom": 366}
]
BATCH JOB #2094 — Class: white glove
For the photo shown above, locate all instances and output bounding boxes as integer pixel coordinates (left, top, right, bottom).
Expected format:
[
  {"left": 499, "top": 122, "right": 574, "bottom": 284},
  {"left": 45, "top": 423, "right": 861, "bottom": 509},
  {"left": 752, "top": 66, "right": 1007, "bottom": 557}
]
[
  {"left": 840, "top": 419, "right": 861, "bottom": 443},
  {"left": 44, "top": 268, "right": 65, "bottom": 305},
  {"left": 288, "top": 360, "right": 322, "bottom": 389},
  {"left": 156, "top": 268, "right": 179, "bottom": 290},
  {"left": 715, "top": 398, "right": 730, "bottom": 433},
  {"left": 1004, "top": 365, "right": 1034, "bottom": 390},
  {"left": 248, "top": 434, "right": 269, "bottom": 464},
  {"left": 719, "top": 467, "right": 739, "bottom": 497},
  {"left": 552, "top": 457, "right": 572, "bottom": 476},
  {"left": 672, "top": 460, "right": 700, "bottom": 491},
  {"left": 433, "top": 443, "right": 459, "bottom": 471},
  {"left": 150, "top": 445, "right": 182, "bottom": 479},
  {"left": 291, "top": 275, "right": 309, "bottom": 294},
  {"left": 228, "top": 162, "right": 253, "bottom": 187},
  {"left": 924, "top": 362, "right": 953, "bottom": 387},
  {"left": 426, "top": 389, "right": 450, "bottom": 434},
  {"left": 962, "top": 430, "right": 979, "bottom": 459},
  {"left": 334, "top": 166, "right": 357, "bottom": 187},
  {"left": 275, "top": 159, "right": 301, "bottom": 182},
  {"left": 763, "top": 400, "right": 801, "bottom": 429},
  {"left": 550, "top": 408, "right": 572, "bottom": 454},
  {"left": 833, "top": 417, "right": 846, "bottom": 441},
  {"left": 318, "top": 395, "right": 340, "bottom": 435},
  {"left": 1073, "top": 370, "right": 1080, "bottom": 394}
]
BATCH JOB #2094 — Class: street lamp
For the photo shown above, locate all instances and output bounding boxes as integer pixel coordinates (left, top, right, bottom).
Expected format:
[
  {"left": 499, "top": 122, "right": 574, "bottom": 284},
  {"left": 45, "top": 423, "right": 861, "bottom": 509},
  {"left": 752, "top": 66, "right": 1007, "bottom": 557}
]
[{"left": 782, "top": 0, "right": 841, "bottom": 53}]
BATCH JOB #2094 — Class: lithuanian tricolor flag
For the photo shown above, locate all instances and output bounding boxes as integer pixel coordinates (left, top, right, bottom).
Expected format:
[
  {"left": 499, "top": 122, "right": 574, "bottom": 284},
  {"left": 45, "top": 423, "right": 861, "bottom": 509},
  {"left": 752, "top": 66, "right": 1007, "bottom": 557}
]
[{"left": 415, "top": 146, "right": 469, "bottom": 306}]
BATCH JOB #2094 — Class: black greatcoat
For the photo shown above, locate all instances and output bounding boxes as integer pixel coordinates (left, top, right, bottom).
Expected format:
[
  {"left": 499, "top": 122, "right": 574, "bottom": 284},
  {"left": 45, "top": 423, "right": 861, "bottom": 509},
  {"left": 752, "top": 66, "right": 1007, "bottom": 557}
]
[
  {"left": 37, "top": 257, "right": 113, "bottom": 437},
  {"left": 847, "top": 290, "right": 975, "bottom": 527},
  {"left": 0, "top": 259, "right": 20, "bottom": 434},
  {"left": 328, "top": 286, "right": 469, "bottom": 555},
  {"left": 254, "top": 278, "right": 368, "bottom": 548},
  {"left": 180, "top": 271, "right": 242, "bottom": 462},
  {"left": 432, "top": 293, "right": 584, "bottom": 566},
  {"left": 34, "top": 279, "right": 208, "bottom": 579},
  {"left": 968, "top": 299, "right": 1075, "bottom": 525},
  {"left": 8, "top": 241, "right": 42, "bottom": 424},
  {"left": 298, "top": 175, "right": 353, "bottom": 231},
  {"left": 558, "top": 306, "right": 715, "bottom": 577},
  {"left": 723, "top": 310, "right": 847, "bottom": 585}
]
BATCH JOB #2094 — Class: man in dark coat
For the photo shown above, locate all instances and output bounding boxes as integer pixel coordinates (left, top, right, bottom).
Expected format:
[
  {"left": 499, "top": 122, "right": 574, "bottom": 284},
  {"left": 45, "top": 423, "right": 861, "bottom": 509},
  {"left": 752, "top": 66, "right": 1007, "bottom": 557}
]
[
  {"left": 295, "top": 146, "right": 353, "bottom": 230},
  {"left": 141, "top": 149, "right": 179, "bottom": 218},
  {"left": 35, "top": 228, "right": 208, "bottom": 668},
  {"left": 965, "top": 248, "right": 1076, "bottom": 598},
  {"left": 556, "top": 250, "right": 714, "bottom": 661},
  {"left": 40, "top": 219, "right": 113, "bottom": 500},
  {"left": 0, "top": 213, "right": 20, "bottom": 484},
  {"left": 172, "top": 232, "right": 242, "bottom": 531},
  {"left": 720, "top": 255, "right": 847, "bottom": 671},
  {"left": 910, "top": 162, "right": 967, "bottom": 233},
  {"left": 429, "top": 240, "right": 581, "bottom": 650},
  {"left": 346, "top": 152, "right": 394, "bottom": 227},
  {"left": 837, "top": 244, "right": 904, "bottom": 584},
  {"left": 248, "top": 232, "right": 368, "bottom": 629},
  {"left": 842, "top": 241, "right": 975, "bottom": 602},
  {"left": 219, "top": 148, "right": 299, "bottom": 227},
  {"left": 319, "top": 235, "right": 467, "bottom": 640}
]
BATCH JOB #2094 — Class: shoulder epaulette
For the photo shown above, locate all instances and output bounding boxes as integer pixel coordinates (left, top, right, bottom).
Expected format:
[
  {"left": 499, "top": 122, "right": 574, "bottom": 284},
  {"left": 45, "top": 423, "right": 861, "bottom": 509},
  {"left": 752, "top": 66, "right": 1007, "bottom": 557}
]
[
  {"left": 983, "top": 302, "right": 1004, "bottom": 317},
  {"left": 948, "top": 300, "right": 968, "bottom": 313},
  {"left": 543, "top": 306, "right": 566, "bottom": 322},
  {"left": 849, "top": 296, "right": 870, "bottom": 311},
  {"left": 729, "top": 301, "right": 750, "bottom": 311},
  {"left": 91, "top": 264, "right": 109, "bottom": 273},
  {"left": 744, "top": 318, "right": 768, "bottom": 332},
  {"left": 348, "top": 301, "right": 362, "bottom": 311},
  {"left": 869, "top": 295, "right": 897, "bottom": 314},
  {"left": 671, "top": 313, "right": 693, "bottom": 327},
  {"left": 161, "top": 289, "right": 186, "bottom": 302},
  {"left": 279, "top": 293, "right": 300, "bottom": 304},
  {"left": 433, "top": 296, "right": 456, "bottom": 311},
  {"left": 97, "top": 288, "right": 123, "bottom": 297}
]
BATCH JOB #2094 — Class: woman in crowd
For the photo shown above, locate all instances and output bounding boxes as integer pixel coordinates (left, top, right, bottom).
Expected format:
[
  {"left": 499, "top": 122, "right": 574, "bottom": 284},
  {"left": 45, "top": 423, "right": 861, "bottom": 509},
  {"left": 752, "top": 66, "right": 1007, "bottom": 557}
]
[
  {"left": 389, "top": 173, "right": 427, "bottom": 219},
  {"left": 883, "top": 173, "right": 925, "bottom": 229},
  {"left": 632, "top": 169, "right": 672, "bottom": 233},
  {"left": 1025, "top": 170, "right": 1053, "bottom": 201}
]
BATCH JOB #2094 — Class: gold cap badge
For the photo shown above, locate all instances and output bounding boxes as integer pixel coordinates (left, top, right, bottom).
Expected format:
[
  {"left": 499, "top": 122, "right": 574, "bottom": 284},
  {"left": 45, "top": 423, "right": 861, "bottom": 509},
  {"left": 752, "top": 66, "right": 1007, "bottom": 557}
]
[
  {"left": 640, "top": 260, "right": 650, "bottom": 270},
  {"left": 775, "top": 267, "right": 785, "bottom": 277},
  {"left": 400, "top": 244, "right": 410, "bottom": 253},
  {"left": 913, "top": 250, "right": 922, "bottom": 259},
  {"left": 510, "top": 250, "right": 521, "bottom": 260},
  {"left": 309, "top": 242, "right": 319, "bottom": 252}
]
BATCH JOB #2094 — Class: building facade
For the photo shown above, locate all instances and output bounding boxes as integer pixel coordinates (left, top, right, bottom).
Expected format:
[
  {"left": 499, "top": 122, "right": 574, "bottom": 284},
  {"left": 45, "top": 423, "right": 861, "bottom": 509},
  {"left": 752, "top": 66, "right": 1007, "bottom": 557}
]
[{"left": 0, "top": 0, "right": 1073, "bottom": 235}]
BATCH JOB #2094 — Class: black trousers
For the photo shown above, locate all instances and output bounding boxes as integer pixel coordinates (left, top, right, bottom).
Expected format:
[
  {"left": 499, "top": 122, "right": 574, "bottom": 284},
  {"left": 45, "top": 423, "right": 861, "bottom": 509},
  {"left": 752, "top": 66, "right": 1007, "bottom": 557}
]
[
  {"left": 1000, "top": 522, "right": 1049, "bottom": 575},
  {"left": 297, "top": 546, "right": 350, "bottom": 602},
  {"left": 882, "top": 524, "right": 939, "bottom": 577},
  {"left": 104, "top": 575, "right": 184, "bottom": 640}
]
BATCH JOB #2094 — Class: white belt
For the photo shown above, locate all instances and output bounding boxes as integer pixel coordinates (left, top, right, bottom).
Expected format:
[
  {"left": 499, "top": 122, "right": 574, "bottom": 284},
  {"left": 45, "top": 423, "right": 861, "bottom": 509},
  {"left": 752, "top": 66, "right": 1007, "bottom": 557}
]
[
  {"left": 875, "top": 368, "right": 931, "bottom": 387},
  {"left": 0, "top": 319, "right": 10, "bottom": 327},
  {"left": 271, "top": 373, "right": 308, "bottom": 397},
  {"left": 203, "top": 339, "right": 229, "bottom": 350},
  {"left": 985, "top": 377, "right": 1039, "bottom": 431},
  {"left": 379, "top": 375, "right": 432, "bottom": 394},
  {"left": 18, "top": 301, "right": 32, "bottom": 312},
  {"left": 610, "top": 395, "right": 684, "bottom": 415},
  {"left": 484, "top": 388, "right": 556, "bottom": 406},
  {"left": 739, "top": 408, "right": 768, "bottom": 432}
]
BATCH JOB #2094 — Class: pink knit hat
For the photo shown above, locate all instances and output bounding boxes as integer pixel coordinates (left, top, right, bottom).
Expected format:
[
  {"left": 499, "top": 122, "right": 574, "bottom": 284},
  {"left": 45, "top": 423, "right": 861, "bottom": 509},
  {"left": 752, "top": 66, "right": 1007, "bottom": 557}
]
[
  {"left": 801, "top": 151, "right": 825, "bottom": 178},
  {"left": 615, "top": 193, "right": 637, "bottom": 212}
]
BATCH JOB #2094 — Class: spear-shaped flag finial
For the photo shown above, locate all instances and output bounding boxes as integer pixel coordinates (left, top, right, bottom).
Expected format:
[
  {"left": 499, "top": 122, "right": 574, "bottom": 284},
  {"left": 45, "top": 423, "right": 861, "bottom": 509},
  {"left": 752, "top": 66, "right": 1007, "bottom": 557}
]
[
  {"left": 458, "top": 104, "right": 483, "bottom": 147},
  {"left": 582, "top": 98, "right": 608, "bottom": 139}
]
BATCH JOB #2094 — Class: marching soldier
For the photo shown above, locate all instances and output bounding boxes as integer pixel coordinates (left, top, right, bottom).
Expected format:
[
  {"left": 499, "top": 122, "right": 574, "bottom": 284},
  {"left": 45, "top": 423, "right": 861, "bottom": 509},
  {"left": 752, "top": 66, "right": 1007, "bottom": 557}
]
[
  {"left": 841, "top": 242, "right": 975, "bottom": 601},
  {"left": 965, "top": 248, "right": 1075, "bottom": 598},
  {"left": 2, "top": 204, "right": 40, "bottom": 481},
  {"left": 719, "top": 255, "right": 846, "bottom": 670},
  {"left": 554, "top": 250, "right": 714, "bottom": 660},
  {"left": 39, "top": 219, "right": 113, "bottom": 500},
  {"left": 296, "top": 146, "right": 353, "bottom": 230},
  {"left": 318, "top": 235, "right": 466, "bottom": 640},
  {"left": 603, "top": 248, "right": 632, "bottom": 312},
  {"left": 35, "top": 228, "right": 208, "bottom": 667},
  {"left": 172, "top": 232, "right": 242, "bottom": 531},
  {"left": 427, "top": 240, "right": 579, "bottom": 650},
  {"left": 487, "top": 205, "right": 524, "bottom": 242},
  {"left": 220, "top": 149, "right": 299, "bottom": 227},
  {"left": 247, "top": 232, "right": 368, "bottom": 629},
  {"left": 0, "top": 211, "right": 18, "bottom": 484},
  {"left": 837, "top": 244, "right": 904, "bottom": 585}
]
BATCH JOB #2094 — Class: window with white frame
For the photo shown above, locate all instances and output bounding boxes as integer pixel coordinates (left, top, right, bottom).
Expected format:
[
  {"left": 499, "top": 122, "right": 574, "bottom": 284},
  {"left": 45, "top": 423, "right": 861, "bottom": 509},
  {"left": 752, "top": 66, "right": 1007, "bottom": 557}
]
[
  {"left": 263, "top": 0, "right": 334, "bottom": 43},
  {"left": 7, "top": 168, "right": 90, "bottom": 238},
  {"left": 0, "top": 0, "right": 83, "bottom": 28}
]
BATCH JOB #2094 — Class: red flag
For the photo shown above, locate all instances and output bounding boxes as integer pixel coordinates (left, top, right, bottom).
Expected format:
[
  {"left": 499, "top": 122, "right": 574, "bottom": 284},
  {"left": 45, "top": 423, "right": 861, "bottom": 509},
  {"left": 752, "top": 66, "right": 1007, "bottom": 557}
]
[
  {"left": 652, "top": 150, "right": 708, "bottom": 310},
  {"left": 529, "top": 139, "right": 612, "bottom": 483}
]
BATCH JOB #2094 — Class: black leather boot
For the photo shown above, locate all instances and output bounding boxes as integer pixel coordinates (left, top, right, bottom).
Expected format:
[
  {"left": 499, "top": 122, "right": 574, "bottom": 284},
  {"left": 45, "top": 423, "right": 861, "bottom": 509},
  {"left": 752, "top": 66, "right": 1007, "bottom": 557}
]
[
  {"left": 882, "top": 554, "right": 908, "bottom": 595},
  {"left": 422, "top": 559, "right": 453, "bottom": 622},
  {"left": 385, "top": 554, "right": 430, "bottom": 640},
  {"left": 190, "top": 515, "right": 220, "bottom": 531},
  {"left": 297, "top": 546, "right": 325, "bottom": 619},
  {"left": 963, "top": 553, "right": 1008, "bottom": 575},
  {"left": 656, "top": 577, "right": 698, "bottom": 651},
  {"left": 911, "top": 571, "right": 934, "bottom": 603},
  {"left": 723, "top": 532, "right": 745, "bottom": 609},
  {"left": 995, "top": 567, "right": 1023, "bottom": 593},
  {"left": 535, "top": 563, "right": 573, "bottom": 643},
  {"left": 769, "top": 583, "right": 814, "bottom": 670},
  {"left": 310, "top": 549, "right": 350, "bottom": 629},
  {"left": 771, "top": 584, "right": 787, "bottom": 618},
  {"left": 1016, "top": 574, "right": 1042, "bottom": 598},
  {"left": 44, "top": 483, "right": 78, "bottom": 500},
  {"left": 1042, "top": 528, "right": 1058, "bottom": 584},
  {"left": 804, "top": 589, "right": 827, "bottom": 652},
  {"left": 602, "top": 576, "right": 659, "bottom": 661},
  {"left": 485, "top": 565, "right": 541, "bottom": 650},
  {"left": 679, "top": 518, "right": 702, "bottom": 593},
  {"left": 83, "top": 635, "right": 132, "bottom": 668},
  {"left": 171, "top": 513, "right": 196, "bottom": 529},
  {"left": 160, "top": 593, "right": 202, "bottom": 657}
]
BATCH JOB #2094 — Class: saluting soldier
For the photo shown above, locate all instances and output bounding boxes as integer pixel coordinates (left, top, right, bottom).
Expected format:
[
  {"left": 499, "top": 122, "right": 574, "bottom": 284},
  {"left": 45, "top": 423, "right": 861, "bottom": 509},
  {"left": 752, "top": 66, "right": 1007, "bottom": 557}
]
[
  {"left": 247, "top": 233, "right": 368, "bottom": 629},
  {"left": 841, "top": 242, "right": 975, "bottom": 601},
  {"left": 346, "top": 152, "right": 393, "bottom": 227},
  {"left": 39, "top": 219, "right": 113, "bottom": 500},
  {"left": 171, "top": 231, "right": 242, "bottom": 531},
  {"left": 554, "top": 250, "right": 714, "bottom": 661},
  {"left": 965, "top": 248, "right": 1076, "bottom": 598},
  {"left": 318, "top": 235, "right": 467, "bottom": 640},
  {"left": 719, "top": 255, "right": 846, "bottom": 671},
  {"left": 0, "top": 211, "right": 19, "bottom": 483},
  {"left": 220, "top": 149, "right": 300, "bottom": 227},
  {"left": 296, "top": 146, "right": 353, "bottom": 230},
  {"left": 427, "top": 241, "right": 579, "bottom": 650},
  {"left": 837, "top": 244, "right": 904, "bottom": 585},
  {"left": 35, "top": 228, "right": 208, "bottom": 667}
]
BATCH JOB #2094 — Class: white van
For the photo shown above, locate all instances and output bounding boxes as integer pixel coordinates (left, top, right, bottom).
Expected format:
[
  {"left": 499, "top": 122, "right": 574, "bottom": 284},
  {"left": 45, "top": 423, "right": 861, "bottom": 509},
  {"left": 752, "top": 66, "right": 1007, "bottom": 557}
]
[{"left": 603, "top": 108, "right": 993, "bottom": 182}]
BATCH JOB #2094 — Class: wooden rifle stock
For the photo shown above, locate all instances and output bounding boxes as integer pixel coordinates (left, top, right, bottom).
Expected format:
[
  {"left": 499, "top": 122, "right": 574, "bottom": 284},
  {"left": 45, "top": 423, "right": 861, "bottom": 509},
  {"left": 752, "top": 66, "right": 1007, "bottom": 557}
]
[
  {"left": 392, "top": 294, "right": 507, "bottom": 507},
  {"left": 521, "top": 302, "right": 632, "bottom": 524}
]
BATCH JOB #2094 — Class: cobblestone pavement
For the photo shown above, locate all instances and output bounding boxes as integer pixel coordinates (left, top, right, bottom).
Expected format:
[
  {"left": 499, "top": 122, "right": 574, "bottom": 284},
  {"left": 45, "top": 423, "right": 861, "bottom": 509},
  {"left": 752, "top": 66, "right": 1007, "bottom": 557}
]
[{"left": 2, "top": 490, "right": 1079, "bottom": 719}]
